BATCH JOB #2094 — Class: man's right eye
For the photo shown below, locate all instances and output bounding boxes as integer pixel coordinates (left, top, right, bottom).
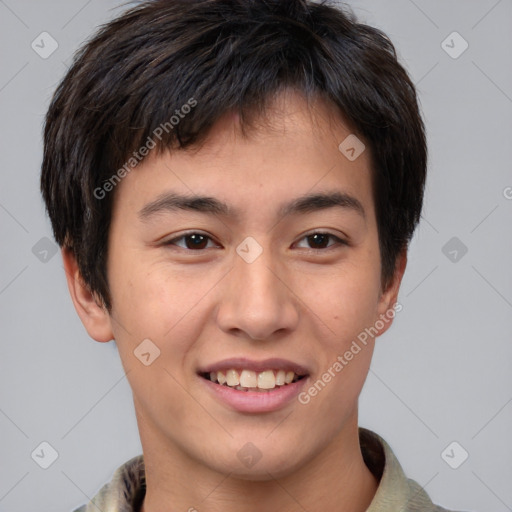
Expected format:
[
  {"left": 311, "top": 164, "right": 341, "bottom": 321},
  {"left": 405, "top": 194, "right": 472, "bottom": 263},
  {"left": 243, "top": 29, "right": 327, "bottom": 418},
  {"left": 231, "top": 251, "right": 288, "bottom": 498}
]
[{"left": 164, "top": 232, "right": 219, "bottom": 251}]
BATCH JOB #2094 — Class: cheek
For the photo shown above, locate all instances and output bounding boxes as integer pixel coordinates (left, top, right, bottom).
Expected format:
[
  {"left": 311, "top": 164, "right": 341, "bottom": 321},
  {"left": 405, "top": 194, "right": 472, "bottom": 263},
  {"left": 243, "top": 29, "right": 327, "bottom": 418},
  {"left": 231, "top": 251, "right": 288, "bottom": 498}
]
[
  {"left": 301, "top": 281, "right": 378, "bottom": 421},
  {"left": 331, "top": 289, "right": 380, "bottom": 344},
  {"left": 325, "top": 287, "right": 377, "bottom": 388},
  {"left": 299, "top": 259, "right": 380, "bottom": 396},
  {"left": 108, "top": 262, "right": 218, "bottom": 366},
  {"left": 307, "top": 261, "right": 381, "bottom": 339},
  {"left": 107, "top": 267, "right": 204, "bottom": 417}
]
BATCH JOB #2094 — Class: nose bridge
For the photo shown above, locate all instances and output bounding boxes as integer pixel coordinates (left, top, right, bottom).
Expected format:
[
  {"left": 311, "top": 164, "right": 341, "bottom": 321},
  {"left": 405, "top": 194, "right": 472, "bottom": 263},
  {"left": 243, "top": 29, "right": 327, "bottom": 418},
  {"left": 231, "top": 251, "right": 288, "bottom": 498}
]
[{"left": 216, "top": 237, "right": 299, "bottom": 340}]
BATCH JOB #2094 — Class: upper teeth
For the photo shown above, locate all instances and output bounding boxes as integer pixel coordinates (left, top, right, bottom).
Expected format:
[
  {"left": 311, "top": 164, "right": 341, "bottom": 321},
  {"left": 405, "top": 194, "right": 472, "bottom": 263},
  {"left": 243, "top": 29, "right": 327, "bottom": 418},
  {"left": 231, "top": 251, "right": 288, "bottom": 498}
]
[{"left": 209, "top": 369, "right": 298, "bottom": 390}]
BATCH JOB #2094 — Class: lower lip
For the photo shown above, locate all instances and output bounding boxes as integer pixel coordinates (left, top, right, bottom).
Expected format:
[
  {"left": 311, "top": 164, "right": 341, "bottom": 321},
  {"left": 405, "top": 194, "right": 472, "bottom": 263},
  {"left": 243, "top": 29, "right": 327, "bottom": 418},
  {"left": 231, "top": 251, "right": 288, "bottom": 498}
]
[{"left": 199, "top": 375, "right": 309, "bottom": 413}]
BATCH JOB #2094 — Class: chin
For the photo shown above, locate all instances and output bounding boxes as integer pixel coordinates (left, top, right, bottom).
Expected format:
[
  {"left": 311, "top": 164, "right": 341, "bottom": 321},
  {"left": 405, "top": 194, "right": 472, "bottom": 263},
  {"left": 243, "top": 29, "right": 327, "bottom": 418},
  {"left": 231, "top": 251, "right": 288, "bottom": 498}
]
[
  {"left": 224, "top": 461, "right": 300, "bottom": 481},
  {"left": 204, "top": 441, "right": 308, "bottom": 481}
]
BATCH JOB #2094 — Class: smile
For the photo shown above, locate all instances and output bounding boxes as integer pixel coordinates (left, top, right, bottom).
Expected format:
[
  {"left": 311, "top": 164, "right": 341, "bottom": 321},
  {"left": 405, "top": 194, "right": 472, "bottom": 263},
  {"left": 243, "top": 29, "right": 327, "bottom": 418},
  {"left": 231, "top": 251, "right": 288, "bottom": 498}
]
[{"left": 200, "top": 369, "right": 306, "bottom": 392}]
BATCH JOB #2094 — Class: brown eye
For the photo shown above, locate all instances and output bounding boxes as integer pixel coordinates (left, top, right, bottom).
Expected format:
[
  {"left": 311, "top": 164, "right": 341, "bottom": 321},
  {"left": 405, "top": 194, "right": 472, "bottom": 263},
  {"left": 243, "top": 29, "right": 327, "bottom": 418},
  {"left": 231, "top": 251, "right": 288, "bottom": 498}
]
[
  {"left": 183, "top": 234, "right": 209, "bottom": 250},
  {"left": 165, "top": 232, "right": 217, "bottom": 250},
  {"left": 306, "top": 233, "right": 330, "bottom": 249},
  {"left": 295, "top": 232, "right": 346, "bottom": 250}
]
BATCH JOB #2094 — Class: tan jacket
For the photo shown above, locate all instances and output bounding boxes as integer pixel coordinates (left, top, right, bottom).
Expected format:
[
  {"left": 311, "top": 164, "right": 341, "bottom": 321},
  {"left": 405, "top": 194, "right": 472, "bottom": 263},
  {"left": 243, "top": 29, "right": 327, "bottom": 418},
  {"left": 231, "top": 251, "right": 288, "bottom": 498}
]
[{"left": 74, "top": 428, "right": 465, "bottom": 512}]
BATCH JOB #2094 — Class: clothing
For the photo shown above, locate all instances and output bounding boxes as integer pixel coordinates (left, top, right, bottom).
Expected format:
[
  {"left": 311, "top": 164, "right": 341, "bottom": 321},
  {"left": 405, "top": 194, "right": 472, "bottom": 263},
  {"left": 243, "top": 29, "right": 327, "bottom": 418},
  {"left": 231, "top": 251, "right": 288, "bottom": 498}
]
[{"left": 74, "top": 428, "right": 462, "bottom": 512}]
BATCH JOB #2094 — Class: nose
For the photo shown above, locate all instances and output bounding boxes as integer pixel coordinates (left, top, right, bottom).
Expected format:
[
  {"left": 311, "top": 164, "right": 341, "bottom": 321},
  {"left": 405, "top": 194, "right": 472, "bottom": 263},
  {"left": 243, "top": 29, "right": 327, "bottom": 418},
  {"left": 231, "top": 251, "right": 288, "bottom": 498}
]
[{"left": 215, "top": 244, "right": 300, "bottom": 341}]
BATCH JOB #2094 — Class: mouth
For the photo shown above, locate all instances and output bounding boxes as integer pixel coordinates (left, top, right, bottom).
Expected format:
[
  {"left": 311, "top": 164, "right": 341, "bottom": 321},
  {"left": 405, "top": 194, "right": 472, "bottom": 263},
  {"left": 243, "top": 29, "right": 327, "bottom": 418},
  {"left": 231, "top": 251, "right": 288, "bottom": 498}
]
[
  {"left": 198, "top": 369, "right": 307, "bottom": 392},
  {"left": 196, "top": 357, "right": 310, "bottom": 412},
  {"left": 198, "top": 364, "right": 310, "bottom": 413}
]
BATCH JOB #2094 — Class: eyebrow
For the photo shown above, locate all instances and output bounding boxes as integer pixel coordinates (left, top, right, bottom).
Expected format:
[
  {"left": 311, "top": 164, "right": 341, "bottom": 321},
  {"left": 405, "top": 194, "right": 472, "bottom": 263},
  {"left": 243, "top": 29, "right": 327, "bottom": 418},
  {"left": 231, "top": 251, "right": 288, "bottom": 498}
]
[{"left": 138, "top": 190, "right": 366, "bottom": 222}]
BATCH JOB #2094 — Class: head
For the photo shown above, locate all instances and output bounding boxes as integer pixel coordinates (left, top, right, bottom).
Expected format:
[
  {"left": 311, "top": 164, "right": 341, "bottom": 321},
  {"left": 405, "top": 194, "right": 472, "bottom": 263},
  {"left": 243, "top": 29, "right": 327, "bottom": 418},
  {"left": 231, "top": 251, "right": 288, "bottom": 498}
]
[{"left": 41, "top": 0, "right": 426, "bottom": 479}]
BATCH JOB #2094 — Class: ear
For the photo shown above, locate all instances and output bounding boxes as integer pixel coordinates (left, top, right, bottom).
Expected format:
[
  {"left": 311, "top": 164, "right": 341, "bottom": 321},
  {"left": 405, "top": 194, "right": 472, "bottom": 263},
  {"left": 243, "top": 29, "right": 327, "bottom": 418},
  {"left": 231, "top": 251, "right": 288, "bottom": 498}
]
[
  {"left": 374, "top": 247, "right": 407, "bottom": 337},
  {"left": 61, "top": 247, "right": 114, "bottom": 342}
]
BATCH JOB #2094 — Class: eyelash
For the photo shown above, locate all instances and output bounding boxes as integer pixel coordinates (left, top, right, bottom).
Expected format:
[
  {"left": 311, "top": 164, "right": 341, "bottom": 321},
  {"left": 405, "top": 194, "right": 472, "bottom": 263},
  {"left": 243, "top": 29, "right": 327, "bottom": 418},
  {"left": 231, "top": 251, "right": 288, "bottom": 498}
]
[{"left": 163, "top": 231, "right": 348, "bottom": 252}]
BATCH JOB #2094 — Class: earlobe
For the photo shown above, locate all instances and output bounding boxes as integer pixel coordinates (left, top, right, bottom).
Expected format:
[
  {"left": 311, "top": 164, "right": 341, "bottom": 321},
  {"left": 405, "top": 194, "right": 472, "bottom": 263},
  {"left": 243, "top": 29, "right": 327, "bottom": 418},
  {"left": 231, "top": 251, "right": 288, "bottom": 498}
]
[
  {"left": 375, "top": 248, "right": 408, "bottom": 335},
  {"left": 61, "top": 247, "right": 114, "bottom": 343}
]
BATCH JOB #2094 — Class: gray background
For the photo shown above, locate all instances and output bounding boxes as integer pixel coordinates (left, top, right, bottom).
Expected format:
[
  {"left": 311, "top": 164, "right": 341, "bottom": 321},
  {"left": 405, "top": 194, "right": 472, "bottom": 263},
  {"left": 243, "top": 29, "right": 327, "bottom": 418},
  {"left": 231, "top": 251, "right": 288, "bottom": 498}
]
[{"left": 0, "top": 0, "right": 511, "bottom": 511}]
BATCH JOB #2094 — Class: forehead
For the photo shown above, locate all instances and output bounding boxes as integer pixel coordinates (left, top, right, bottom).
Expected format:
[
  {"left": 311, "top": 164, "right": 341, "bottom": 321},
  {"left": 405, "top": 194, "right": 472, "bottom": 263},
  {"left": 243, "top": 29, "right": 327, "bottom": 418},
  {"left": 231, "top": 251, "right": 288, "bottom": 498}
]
[{"left": 111, "top": 90, "right": 375, "bottom": 224}]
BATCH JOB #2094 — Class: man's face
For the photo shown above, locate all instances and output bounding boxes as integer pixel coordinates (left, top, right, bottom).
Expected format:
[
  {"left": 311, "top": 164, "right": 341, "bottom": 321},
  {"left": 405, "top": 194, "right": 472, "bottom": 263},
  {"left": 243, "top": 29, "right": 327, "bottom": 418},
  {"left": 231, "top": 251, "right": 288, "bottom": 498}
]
[{"left": 103, "top": 91, "right": 401, "bottom": 478}]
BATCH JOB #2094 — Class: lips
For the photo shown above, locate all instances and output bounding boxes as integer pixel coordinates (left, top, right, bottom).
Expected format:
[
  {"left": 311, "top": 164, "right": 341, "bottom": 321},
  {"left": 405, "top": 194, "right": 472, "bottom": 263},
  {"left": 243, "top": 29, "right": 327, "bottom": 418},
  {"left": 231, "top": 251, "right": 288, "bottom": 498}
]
[
  {"left": 197, "top": 357, "right": 310, "bottom": 377},
  {"left": 198, "top": 363, "right": 310, "bottom": 413},
  {"left": 196, "top": 357, "right": 311, "bottom": 411}
]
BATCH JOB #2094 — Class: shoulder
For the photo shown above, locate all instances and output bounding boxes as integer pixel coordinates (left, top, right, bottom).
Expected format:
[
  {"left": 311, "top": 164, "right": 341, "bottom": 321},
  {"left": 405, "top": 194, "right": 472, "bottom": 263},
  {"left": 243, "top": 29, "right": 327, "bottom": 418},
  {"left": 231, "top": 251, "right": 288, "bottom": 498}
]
[
  {"left": 72, "top": 455, "right": 145, "bottom": 512},
  {"left": 359, "top": 428, "right": 472, "bottom": 512},
  {"left": 404, "top": 476, "right": 470, "bottom": 512}
]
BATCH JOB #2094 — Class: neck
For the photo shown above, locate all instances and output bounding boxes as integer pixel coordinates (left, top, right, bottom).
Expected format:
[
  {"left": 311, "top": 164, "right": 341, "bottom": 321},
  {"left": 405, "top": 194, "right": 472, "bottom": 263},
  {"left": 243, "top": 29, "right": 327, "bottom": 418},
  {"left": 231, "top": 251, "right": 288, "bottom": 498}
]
[{"left": 139, "top": 414, "right": 378, "bottom": 512}]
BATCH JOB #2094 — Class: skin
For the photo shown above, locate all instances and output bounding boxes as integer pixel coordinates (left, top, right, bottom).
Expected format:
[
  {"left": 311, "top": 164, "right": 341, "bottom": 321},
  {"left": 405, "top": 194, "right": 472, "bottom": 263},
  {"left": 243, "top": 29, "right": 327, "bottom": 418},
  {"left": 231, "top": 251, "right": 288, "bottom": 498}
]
[{"left": 63, "top": 89, "right": 406, "bottom": 512}]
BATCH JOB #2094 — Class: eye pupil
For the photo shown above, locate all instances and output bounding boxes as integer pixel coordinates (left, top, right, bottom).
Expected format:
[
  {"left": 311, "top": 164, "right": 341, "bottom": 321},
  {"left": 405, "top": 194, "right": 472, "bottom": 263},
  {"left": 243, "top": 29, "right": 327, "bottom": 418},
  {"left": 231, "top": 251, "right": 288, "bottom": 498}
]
[
  {"left": 186, "top": 234, "right": 208, "bottom": 249},
  {"left": 308, "top": 233, "right": 329, "bottom": 249}
]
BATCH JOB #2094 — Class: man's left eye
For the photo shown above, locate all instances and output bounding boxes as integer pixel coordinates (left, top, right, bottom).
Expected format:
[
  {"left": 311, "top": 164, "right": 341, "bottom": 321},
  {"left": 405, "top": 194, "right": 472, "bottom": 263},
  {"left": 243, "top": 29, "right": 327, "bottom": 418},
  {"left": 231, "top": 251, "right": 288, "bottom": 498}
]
[{"left": 295, "top": 232, "right": 346, "bottom": 250}]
